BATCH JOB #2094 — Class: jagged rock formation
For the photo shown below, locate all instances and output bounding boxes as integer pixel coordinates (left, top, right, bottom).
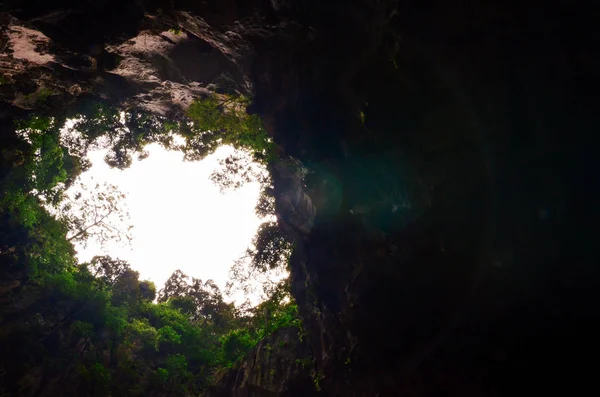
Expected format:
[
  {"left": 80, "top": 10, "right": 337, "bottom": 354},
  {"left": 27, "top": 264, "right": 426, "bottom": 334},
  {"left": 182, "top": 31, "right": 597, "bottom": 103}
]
[
  {"left": 1, "top": 0, "right": 260, "bottom": 117},
  {"left": 205, "top": 327, "right": 314, "bottom": 397},
  {"left": 1, "top": 1, "right": 597, "bottom": 396}
]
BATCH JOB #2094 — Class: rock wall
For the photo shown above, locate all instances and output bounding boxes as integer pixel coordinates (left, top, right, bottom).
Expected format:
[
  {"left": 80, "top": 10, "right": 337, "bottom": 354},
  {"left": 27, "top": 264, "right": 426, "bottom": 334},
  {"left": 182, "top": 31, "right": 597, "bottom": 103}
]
[
  {"left": 1, "top": 0, "right": 265, "bottom": 117},
  {"left": 204, "top": 327, "right": 314, "bottom": 397},
  {"left": 250, "top": 1, "right": 598, "bottom": 396}
]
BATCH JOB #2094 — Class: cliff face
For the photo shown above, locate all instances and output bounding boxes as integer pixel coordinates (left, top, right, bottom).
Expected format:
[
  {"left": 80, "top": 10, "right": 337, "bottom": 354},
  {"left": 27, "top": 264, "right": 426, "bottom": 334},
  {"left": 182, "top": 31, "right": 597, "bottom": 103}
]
[
  {"left": 205, "top": 327, "right": 314, "bottom": 397},
  {"left": 252, "top": 3, "right": 597, "bottom": 395},
  {"left": 1, "top": 1, "right": 597, "bottom": 396}
]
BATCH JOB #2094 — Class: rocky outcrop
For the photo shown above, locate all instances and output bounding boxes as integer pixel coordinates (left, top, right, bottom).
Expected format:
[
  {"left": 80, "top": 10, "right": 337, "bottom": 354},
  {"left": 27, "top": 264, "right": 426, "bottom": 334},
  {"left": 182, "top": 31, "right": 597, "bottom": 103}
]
[
  {"left": 204, "top": 327, "right": 315, "bottom": 397},
  {"left": 1, "top": 1, "right": 597, "bottom": 396},
  {"left": 1, "top": 1, "right": 266, "bottom": 117}
]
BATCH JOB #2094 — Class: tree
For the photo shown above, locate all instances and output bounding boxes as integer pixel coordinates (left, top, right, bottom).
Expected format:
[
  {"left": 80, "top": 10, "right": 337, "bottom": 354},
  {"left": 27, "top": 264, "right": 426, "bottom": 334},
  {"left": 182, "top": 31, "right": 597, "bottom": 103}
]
[
  {"left": 84, "top": 256, "right": 156, "bottom": 306},
  {"left": 219, "top": 278, "right": 301, "bottom": 367},
  {"left": 176, "top": 94, "right": 275, "bottom": 162},
  {"left": 188, "top": 278, "right": 238, "bottom": 331},
  {"left": 248, "top": 279, "right": 300, "bottom": 339},
  {"left": 58, "top": 179, "right": 133, "bottom": 248},
  {"left": 1, "top": 115, "right": 76, "bottom": 228},
  {"left": 62, "top": 95, "right": 273, "bottom": 171},
  {"left": 62, "top": 102, "right": 172, "bottom": 170},
  {"left": 88, "top": 255, "right": 132, "bottom": 287},
  {"left": 139, "top": 280, "right": 157, "bottom": 302},
  {"left": 157, "top": 270, "right": 190, "bottom": 303},
  {"left": 111, "top": 269, "right": 143, "bottom": 307},
  {"left": 227, "top": 221, "right": 292, "bottom": 299},
  {"left": 254, "top": 182, "right": 276, "bottom": 218},
  {"left": 158, "top": 270, "right": 238, "bottom": 332},
  {"left": 248, "top": 221, "right": 292, "bottom": 272},
  {"left": 209, "top": 150, "right": 272, "bottom": 193}
]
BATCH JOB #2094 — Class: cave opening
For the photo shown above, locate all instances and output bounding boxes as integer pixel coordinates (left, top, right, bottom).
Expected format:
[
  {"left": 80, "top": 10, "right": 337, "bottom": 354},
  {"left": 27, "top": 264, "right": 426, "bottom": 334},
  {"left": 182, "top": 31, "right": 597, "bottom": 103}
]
[
  {"left": 68, "top": 143, "right": 270, "bottom": 301},
  {"left": 0, "top": 1, "right": 595, "bottom": 396}
]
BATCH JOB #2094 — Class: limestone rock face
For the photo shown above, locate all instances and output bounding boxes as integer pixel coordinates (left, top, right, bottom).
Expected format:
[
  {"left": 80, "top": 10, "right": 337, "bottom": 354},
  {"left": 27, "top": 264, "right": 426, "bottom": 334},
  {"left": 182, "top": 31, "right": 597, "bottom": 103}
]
[
  {"left": 1, "top": 1, "right": 260, "bottom": 116},
  {"left": 203, "top": 327, "right": 315, "bottom": 397},
  {"left": 273, "top": 157, "right": 315, "bottom": 238}
]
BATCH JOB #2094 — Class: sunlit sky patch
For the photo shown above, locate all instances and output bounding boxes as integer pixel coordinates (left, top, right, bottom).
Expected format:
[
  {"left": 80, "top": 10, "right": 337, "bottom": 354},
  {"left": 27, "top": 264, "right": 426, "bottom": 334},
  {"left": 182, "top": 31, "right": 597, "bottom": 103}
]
[{"left": 72, "top": 144, "right": 265, "bottom": 299}]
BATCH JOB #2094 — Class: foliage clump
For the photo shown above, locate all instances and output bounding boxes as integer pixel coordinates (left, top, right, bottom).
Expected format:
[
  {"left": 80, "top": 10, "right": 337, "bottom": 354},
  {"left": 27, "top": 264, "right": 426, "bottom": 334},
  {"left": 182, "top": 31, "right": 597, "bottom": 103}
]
[{"left": 181, "top": 95, "right": 275, "bottom": 163}]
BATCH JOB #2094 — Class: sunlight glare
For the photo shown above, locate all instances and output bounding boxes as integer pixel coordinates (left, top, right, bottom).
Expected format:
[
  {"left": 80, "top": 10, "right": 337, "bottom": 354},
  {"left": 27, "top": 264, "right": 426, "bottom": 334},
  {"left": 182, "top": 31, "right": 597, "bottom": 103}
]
[{"left": 73, "top": 144, "right": 265, "bottom": 298}]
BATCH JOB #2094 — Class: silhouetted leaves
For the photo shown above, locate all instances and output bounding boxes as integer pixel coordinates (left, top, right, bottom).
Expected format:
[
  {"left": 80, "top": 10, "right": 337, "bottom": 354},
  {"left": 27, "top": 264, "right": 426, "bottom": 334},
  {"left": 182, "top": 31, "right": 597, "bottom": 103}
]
[
  {"left": 88, "top": 255, "right": 131, "bottom": 286},
  {"left": 59, "top": 180, "right": 133, "bottom": 248}
]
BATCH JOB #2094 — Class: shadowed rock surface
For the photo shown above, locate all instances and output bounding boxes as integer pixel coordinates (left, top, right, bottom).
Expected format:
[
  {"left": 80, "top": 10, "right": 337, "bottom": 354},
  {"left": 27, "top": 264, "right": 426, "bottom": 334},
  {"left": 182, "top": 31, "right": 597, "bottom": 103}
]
[
  {"left": 205, "top": 327, "right": 314, "bottom": 397},
  {"left": 1, "top": 0, "right": 597, "bottom": 396}
]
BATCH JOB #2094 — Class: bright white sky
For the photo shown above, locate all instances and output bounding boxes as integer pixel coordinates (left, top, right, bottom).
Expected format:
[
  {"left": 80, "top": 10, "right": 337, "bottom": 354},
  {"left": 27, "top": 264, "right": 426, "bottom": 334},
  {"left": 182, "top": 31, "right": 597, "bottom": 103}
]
[{"left": 73, "top": 144, "right": 265, "bottom": 299}]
